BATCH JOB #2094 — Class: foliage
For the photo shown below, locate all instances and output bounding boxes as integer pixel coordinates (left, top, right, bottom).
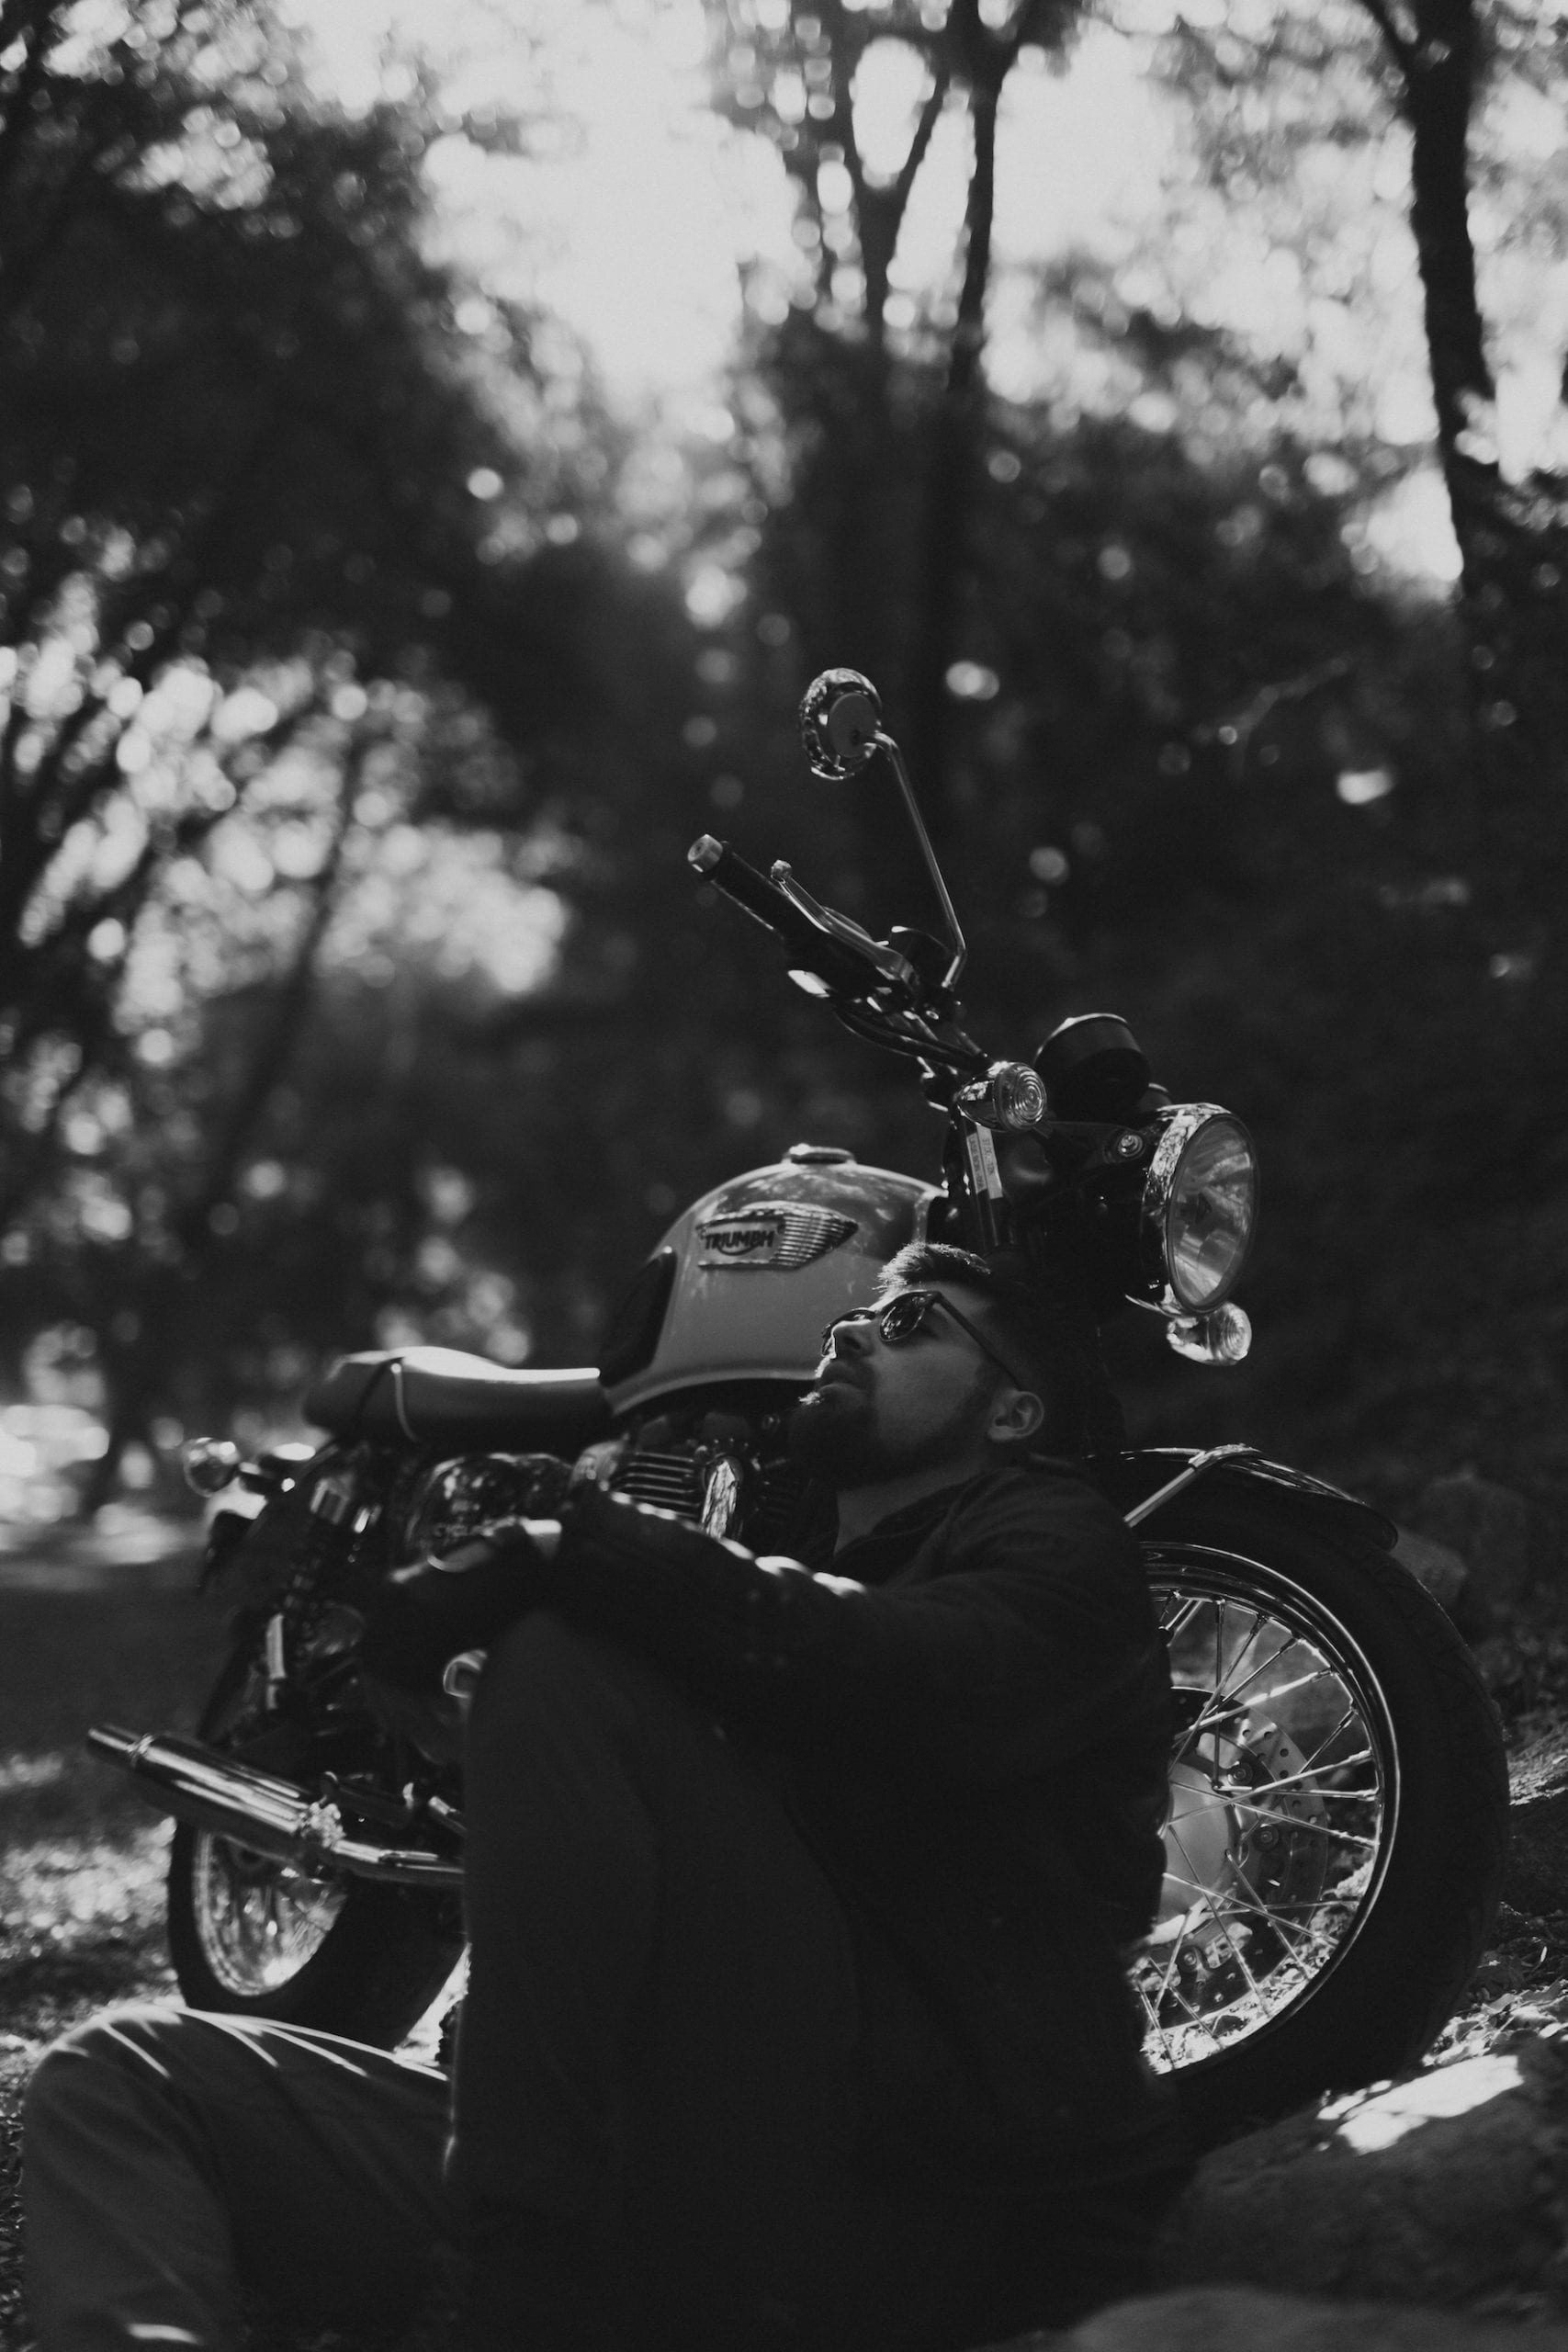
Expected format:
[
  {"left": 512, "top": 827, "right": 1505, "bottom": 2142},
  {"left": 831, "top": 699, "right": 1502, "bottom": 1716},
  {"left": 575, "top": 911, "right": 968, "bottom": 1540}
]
[
  {"left": 1141, "top": 0, "right": 1568, "bottom": 817},
  {"left": 703, "top": 0, "right": 1089, "bottom": 827},
  {"left": 1, "top": 0, "right": 1567, "bottom": 1540},
  {"left": 0, "top": 0, "right": 625, "bottom": 1486}
]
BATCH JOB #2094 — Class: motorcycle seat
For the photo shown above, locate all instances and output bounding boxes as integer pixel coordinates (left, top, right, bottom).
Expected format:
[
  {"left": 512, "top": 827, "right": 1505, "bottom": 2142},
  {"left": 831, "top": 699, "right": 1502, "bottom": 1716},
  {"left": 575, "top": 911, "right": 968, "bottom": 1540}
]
[{"left": 303, "top": 1348, "right": 612, "bottom": 1450}]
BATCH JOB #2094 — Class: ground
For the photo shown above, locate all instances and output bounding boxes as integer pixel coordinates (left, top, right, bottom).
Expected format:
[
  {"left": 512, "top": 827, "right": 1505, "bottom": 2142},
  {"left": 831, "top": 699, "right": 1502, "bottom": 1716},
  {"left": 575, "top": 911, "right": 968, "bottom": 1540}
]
[{"left": 2, "top": 1556, "right": 1565, "bottom": 2352}]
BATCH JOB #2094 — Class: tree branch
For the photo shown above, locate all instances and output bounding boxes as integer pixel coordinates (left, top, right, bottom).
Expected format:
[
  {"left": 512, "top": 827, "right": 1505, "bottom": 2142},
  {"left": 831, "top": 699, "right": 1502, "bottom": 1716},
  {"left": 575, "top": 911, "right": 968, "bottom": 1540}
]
[
  {"left": 1355, "top": 0, "right": 1418, "bottom": 77},
  {"left": 175, "top": 739, "right": 363, "bottom": 1247}
]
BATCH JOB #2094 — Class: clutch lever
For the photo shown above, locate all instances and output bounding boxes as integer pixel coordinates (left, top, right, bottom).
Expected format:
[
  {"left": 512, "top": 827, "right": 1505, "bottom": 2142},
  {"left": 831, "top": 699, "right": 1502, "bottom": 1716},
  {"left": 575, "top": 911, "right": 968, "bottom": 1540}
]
[{"left": 768, "top": 863, "right": 921, "bottom": 995}]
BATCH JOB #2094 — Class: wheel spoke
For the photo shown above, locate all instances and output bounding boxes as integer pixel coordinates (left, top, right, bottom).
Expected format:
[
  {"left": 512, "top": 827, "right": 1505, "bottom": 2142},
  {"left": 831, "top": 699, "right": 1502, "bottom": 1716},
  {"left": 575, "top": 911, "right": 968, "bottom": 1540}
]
[
  {"left": 1163, "top": 1820, "right": 1271, "bottom": 2016},
  {"left": 1224, "top": 1802, "right": 1378, "bottom": 1853},
  {"left": 1160, "top": 1594, "right": 1207, "bottom": 1641},
  {"left": 1207, "top": 1609, "right": 1274, "bottom": 1709},
  {"left": 1298, "top": 1702, "right": 1361, "bottom": 1778},
  {"left": 1150, "top": 1932, "right": 1192, "bottom": 2011},
  {"left": 1161, "top": 1864, "right": 1219, "bottom": 1905},
  {"left": 1134, "top": 1978, "right": 1183, "bottom": 2067},
  {"left": 1210, "top": 1601, "right": 1270, "bottom": 1705},
  {"left": 1190, "top": 1659, "right": 1334, "bottom": 1732},
  {"left": 1222, "top": 1855, "right": 1324, "bottom": 1964},
  {"left": 1222, "top": 1749, "right": 1376, "bottom": 1802},
  {"left": 1192, "top": 1886, "right": 1271, "bottom": 2012}
]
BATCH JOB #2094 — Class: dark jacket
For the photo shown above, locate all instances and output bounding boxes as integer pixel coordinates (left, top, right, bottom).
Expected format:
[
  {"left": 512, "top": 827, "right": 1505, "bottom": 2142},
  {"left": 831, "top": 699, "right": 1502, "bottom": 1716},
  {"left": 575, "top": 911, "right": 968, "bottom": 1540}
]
[{"left": 547, "top": 1464, "right": 1182, "bottom": 2186}]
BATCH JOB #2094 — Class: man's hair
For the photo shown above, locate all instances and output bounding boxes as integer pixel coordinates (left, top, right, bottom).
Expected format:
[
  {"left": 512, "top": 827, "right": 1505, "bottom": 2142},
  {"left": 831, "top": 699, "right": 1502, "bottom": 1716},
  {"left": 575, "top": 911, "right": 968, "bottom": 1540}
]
[{"left": 874, "top": 1240, "right": 1123, "bottom": 1460}]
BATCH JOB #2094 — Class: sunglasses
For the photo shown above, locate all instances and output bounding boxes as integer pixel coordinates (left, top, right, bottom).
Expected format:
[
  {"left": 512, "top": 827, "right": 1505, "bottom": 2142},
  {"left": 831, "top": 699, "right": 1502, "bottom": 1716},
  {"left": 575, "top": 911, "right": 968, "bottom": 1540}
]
[{"left": 820, "top": 1288, "right": 1030, "bottom": 1391}]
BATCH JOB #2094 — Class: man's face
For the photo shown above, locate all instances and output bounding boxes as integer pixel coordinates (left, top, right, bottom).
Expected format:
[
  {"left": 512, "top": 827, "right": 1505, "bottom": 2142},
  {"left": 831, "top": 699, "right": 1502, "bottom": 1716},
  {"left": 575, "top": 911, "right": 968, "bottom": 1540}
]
[{"left": 786, "top": 1283, "right": 1005, "bottom": 1487}]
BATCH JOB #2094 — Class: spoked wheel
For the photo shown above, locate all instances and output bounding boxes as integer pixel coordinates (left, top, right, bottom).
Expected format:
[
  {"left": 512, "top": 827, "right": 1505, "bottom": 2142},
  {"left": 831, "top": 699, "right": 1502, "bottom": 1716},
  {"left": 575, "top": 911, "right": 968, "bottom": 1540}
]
[
  {"left": 184, "top": 1821, "right": 350, "bottom": 2001},
  {"left": 1132, "top": 1488, "right": 1508, "bottom": 2144},
  {"left": 1137, "top": 1557, "right": 1393, "bottom": 2064},
  {"left": 167, "top": 1629, "right": 462, "bottom": 2047}
]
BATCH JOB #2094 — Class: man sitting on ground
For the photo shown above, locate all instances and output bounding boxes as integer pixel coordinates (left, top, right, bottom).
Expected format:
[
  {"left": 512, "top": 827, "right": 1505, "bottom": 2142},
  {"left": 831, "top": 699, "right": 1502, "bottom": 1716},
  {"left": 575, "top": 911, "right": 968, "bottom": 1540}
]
[{"left": 25, "top": 1241, "right": 1188, "bottom": 2352}]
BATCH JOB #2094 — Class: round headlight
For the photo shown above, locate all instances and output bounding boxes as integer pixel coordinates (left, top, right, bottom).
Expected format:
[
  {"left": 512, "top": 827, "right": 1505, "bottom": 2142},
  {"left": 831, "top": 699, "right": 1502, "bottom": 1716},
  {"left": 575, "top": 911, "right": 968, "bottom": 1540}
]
[{"left": 1143, "top": 1107, "right": 1258, "bottom": 1313}]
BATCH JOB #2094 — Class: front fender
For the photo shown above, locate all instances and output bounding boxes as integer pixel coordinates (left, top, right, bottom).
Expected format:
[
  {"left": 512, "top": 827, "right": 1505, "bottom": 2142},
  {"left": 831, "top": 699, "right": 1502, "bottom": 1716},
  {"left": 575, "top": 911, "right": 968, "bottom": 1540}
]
[{"left": 1088, "top": 1446, "right": 1397, "bottom": 1553}]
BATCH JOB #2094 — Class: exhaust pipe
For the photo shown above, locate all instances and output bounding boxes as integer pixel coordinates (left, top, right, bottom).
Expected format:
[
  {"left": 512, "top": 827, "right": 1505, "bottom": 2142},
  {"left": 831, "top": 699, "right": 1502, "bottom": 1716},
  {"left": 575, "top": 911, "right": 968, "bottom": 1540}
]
[{"left": 87, "top": 1724, "right": 464, "bottom": 1892}]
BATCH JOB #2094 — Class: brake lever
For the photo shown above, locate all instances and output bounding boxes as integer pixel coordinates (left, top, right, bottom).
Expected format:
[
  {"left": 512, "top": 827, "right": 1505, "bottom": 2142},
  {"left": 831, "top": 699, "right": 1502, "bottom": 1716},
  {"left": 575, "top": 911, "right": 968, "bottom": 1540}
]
[{"left": 768, "top": 863, "right": 920, "bottom": 994}]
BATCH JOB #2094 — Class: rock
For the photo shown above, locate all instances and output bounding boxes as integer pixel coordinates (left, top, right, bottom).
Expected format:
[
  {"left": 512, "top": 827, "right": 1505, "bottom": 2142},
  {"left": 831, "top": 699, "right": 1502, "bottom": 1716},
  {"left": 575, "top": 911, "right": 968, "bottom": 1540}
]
[
  {"left": 1408, "top": 1474, "right": 1540, "bottom": 1613},
  {"left": 1393, "top": 1523, "right": 1471, "bottom": 1617},
  {"left": 969, "top": 2050, "right": 1568, "bottom": 2351},
  {"left": 1510, "top": 1725, "right": 1568, "bottom": 1811},
  {"left": 1147, "top": 2040, "right": 1568, "bottom": 2312},
  {"left": 1505, "top": 1729, "right": 1568, "bottom": 1914},
  {"left": 1055, "top": 2285, "right": 1568, "bottom": 2349}
]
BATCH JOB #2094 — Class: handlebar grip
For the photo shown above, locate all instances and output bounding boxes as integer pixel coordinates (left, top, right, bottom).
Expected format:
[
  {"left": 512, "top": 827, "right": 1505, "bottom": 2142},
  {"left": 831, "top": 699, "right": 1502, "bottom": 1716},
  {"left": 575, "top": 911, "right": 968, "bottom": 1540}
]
[{"left": 688, "top": 835, "right": 876, "bottom": 996}]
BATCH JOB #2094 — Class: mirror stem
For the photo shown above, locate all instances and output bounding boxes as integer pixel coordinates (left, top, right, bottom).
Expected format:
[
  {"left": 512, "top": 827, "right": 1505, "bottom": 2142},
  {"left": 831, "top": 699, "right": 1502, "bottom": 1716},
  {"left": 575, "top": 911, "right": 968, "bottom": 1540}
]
[{"left": 874, "top": 730, "right": 967, "bottom": 987}]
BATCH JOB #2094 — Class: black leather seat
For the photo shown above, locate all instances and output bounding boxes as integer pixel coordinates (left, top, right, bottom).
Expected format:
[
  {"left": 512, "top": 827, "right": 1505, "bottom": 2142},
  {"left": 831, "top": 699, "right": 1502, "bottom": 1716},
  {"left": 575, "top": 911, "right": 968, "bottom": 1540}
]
[{"left": 303, "top": 1347, "right": 612, "bottom": 1450}]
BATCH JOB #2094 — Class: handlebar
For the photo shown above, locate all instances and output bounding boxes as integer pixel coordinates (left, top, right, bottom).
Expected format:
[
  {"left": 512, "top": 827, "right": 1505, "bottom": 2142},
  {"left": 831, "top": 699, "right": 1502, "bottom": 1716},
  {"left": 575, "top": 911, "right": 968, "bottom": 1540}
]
[{"left": 687, "top": 835, "right": 882, "bottom": 999}]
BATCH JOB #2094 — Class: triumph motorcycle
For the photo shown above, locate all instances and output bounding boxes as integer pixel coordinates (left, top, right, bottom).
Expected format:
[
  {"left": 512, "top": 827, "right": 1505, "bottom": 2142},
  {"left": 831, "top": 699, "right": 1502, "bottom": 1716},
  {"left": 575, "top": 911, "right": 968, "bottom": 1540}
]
[{"left": 91, "top": 670, "right": 1508, "bottom": 2145}]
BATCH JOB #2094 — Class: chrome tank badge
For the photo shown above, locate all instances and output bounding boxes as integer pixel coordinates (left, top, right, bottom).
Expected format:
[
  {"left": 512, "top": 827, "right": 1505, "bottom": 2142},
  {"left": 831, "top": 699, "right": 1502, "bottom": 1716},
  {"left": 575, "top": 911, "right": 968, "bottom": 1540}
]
[{"left": 695, "top": 1202, "right": 857, "bottom": 1271}]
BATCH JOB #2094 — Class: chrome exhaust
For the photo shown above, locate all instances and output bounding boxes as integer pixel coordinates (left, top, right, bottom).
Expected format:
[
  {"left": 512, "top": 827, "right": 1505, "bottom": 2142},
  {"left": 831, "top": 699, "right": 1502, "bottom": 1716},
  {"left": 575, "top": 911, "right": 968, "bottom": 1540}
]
[{"left": 86, "top": 1724, "right": 464, "bottom": 1892}]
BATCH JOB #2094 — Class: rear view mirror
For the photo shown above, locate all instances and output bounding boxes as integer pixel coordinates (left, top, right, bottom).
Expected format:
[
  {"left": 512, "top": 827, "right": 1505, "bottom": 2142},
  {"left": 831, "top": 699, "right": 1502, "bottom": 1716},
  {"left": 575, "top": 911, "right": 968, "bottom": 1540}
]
[
  {"left": 796, "top": 666, "right": 967, "bottom": 988},
  {"left": 799, "top": 669, "right": 883, "bottom": 781}
]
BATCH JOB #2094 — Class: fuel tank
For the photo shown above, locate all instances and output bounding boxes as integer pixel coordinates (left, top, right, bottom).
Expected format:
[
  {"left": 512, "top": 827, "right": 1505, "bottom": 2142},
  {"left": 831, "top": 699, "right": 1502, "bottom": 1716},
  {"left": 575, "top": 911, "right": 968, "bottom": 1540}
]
[{"left": 601, "top": 1144, "right": 939, "bottom": 1415}]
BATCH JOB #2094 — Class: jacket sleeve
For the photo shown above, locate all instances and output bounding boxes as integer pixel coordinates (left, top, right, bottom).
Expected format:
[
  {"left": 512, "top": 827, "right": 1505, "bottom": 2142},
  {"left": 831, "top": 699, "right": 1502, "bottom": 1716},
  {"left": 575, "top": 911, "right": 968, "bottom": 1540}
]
[{"left": 545, "top": 1476, "right": 1163, "bottom": 1785}]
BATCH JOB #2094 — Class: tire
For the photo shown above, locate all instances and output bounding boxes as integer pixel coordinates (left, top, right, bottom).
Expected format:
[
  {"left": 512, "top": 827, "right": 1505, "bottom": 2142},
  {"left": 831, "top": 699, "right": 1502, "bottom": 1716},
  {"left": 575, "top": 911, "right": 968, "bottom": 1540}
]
[
  {"left": 1134, "top": 1486, "right": 1509, "bottom": 2146},
  {"left": 167, "top": 1633, "right": 463, "bottom": 2049}
]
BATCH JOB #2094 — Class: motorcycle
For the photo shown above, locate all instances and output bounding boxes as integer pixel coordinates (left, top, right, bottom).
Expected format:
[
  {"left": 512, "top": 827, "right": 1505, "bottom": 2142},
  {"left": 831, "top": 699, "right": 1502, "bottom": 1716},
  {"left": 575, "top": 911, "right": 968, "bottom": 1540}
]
[{"left": 90, "top": 669, "right": 1508, "bottom": 2145}]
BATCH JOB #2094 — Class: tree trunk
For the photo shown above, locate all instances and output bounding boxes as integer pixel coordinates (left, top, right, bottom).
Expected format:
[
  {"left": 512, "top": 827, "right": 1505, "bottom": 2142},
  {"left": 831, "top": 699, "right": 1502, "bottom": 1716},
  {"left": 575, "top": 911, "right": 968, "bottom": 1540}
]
[
  {"left": 1359, "top": 0, "right": 1568, "bottom": 957},
  {"left": 1398, "top": 8, "right": 1504, "bottom": 614},
  {"left": 906, "top": 50, "right": 1000, "bottom": 877},
  {"left": 74, "top": 757, "right": 359, "bottom": 1513},
  {"left": 1364, "top": 0, "right": 1565, "bottom": 760}
]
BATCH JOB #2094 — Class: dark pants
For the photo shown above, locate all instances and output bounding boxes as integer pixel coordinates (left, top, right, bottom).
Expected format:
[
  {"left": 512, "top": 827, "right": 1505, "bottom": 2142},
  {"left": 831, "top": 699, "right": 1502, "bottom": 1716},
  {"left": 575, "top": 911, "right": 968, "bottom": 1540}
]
[{"left": 26, "top": 1616, "right": 1176, "bottom": 2352}]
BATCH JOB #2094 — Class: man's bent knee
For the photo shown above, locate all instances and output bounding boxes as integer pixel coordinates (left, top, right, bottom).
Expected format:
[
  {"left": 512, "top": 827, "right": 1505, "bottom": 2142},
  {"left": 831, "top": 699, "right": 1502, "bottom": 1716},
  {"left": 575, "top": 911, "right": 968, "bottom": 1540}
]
[
  {"left": 478, "top": 1609, "right": 693, "bottom": 1730},
  {"left": 25, "top": 2003, "right": 188, "bottom": 2135}
]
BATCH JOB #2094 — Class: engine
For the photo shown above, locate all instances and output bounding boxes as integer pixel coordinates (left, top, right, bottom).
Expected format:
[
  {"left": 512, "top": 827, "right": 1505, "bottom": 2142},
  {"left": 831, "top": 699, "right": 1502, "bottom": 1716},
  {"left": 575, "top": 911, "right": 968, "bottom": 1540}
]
[
  {"left": 400, "top": 1414, "right": 830, "bottom": 1566},
  {"left": 400, "top": 1451, "right": 575, "bottom": 1561}
]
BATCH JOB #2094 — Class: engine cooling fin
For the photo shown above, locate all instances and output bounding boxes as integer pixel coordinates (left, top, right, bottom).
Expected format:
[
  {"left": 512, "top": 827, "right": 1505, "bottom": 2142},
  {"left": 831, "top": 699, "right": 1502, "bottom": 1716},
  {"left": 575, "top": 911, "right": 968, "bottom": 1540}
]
[{"left": 609, "top": 1449, "right": 824, "bottom": 1555}]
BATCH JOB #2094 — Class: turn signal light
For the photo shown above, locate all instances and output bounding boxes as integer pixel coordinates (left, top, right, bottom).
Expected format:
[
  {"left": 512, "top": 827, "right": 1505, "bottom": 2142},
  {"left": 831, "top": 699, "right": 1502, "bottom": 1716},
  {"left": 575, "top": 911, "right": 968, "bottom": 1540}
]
[
  {"left": 956, "top": 1061, "right": 1049, "bottom": 1132},
  {"left": 1165, "top": 1305, "right": 1253, "bottom": 1364}
]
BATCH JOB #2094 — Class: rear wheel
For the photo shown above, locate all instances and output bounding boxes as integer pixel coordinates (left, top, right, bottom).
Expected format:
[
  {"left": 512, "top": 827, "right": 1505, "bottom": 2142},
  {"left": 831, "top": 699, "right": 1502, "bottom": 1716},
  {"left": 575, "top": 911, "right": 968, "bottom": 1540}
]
[
  {"left": 166, "top": 1634, "right": 462, "bottom": 2048},
  {"left": 1134, "top": 1488, "right": 1508, "bottom": 2143}
]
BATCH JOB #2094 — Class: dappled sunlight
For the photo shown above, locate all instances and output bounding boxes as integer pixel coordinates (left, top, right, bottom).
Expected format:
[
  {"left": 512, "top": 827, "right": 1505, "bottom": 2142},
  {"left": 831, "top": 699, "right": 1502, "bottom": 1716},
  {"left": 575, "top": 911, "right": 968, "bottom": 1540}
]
[
  {"left": 328, "top": 829, "right": 568, "bottom": 1002},
  {"left": 0, "top": 1405, "right": 108, "bottom": 1530},
  {"left": 1362, "top": 470, "right": 1463, "bottom": 586},
  {"left": 0, "top": 1753, "right": 67, "bottom": 1798},
  {"left": 850, "top": 36, "right": 931, "bottom": 183},
  {"left": 0, "top": 1815, "right": 175, "bottom": 1992},
  {"left": 996, "top": 28, "right": 1175, "bottom": 266},
  {"left": 1323, "top": 2052, "right": 1528, "bottom": 2155}
]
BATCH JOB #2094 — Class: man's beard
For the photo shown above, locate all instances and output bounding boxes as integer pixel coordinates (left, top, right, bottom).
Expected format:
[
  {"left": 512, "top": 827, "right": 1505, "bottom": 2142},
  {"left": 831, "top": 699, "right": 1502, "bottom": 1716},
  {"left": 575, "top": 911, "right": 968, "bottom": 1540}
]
[
  {"left": 785, "top": 1376, "right": 983, "bottom": 1488},
  {"left": 785, "top": 1388, "right": 887, "bottom": 1486}
]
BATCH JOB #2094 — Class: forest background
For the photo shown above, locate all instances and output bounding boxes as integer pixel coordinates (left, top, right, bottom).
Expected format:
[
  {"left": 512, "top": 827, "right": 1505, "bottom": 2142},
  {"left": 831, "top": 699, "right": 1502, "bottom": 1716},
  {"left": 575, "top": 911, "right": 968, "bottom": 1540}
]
[{"left": 1, "top": 0, "right": 1566, "bottom": 1569}]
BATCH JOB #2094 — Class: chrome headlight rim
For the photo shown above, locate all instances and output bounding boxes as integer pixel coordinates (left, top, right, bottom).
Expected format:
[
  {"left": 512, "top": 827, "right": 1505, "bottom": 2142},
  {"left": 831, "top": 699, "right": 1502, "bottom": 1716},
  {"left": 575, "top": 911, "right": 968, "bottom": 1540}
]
[{"left": 1139, "top": 1103, "right": 1258, "bottom": 1316}]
